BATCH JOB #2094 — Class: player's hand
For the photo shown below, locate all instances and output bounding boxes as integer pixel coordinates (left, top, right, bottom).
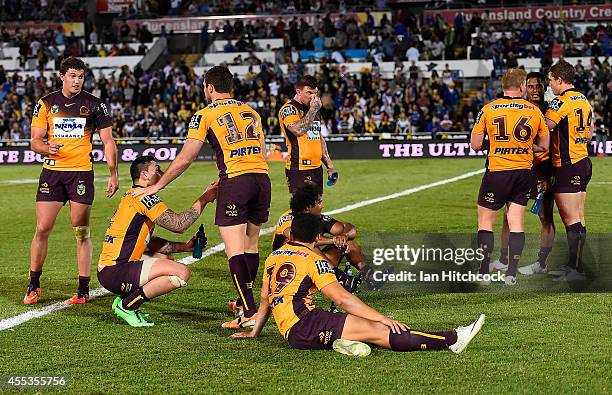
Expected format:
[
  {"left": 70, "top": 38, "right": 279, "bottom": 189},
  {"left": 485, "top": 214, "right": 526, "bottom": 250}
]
[
  {"left": 332, "top": 235, "right": 348, "bottom": 249},
  {"left": 201, "top": 180, "right": 219, "bottom": 203},
  {"left": 105, "top": 174, "right": 119, "bottom": 198},
  {"left": 327, "top": 166, "right": 336, "bottom": 179},
  {"left": 310, "top": 94, "right": 322, "bottom": 112},
  {"left": 47, "top": 142, "right": 63, "bottom": 155},
  {"left": 230, "top": 331, "right": 255, "bottom": 339},
  {"left": 379, "top": 317, "right": 409, "bottom": 334},
  {"left": 130, "top": 184, "right": 160, "bottom": 198},
  {"left": 185, "top": 236, "right": 196, "bottom": 251}
]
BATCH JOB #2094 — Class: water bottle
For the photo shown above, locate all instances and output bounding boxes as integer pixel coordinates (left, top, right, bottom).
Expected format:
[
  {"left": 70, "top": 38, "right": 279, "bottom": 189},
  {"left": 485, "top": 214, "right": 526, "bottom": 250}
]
[
  {"left": 530, "top": 192, "right": 544, "bottom": 215},
  {"left": 192, "top": 224, "right": 206, "bottom": 259},
  {"left": 327, "top": 172, "right": 339, "bottom": 187}
]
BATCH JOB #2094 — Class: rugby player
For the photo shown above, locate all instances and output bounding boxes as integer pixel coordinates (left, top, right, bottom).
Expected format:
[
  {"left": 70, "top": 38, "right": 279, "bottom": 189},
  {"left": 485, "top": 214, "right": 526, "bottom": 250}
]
[
  {"left": 279, "top": 75, "right": 335, "bottom": 195},
  {"left": 489, "top": 72, "right": 557, "bottom": 275},
  {"left": 131, "top": 66, "right": 270, "bottom": 329},
  {"left": 24, "top": 57, "right": 119, "bottom": 305},
  {"left": 470, "top": 69, "right": 549, "bottom": 285},
  {"left": 231, "top": 213, "right": 485, "bottom": 356},
  {"left": 98, "top": 155, "right": 218, "bottom": 327},
  {"left": 271, "top": 183, "right": 379, "bottom": 291},
  {"left": 544, "top": 61, "right": 593, "bottom": 281}
]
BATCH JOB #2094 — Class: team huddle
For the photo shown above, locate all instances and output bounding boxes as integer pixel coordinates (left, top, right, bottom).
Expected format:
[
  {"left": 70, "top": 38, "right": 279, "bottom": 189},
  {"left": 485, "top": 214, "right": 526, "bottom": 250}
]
[{"left": 21, "top": 56, "right": 594, "bottom": 356}]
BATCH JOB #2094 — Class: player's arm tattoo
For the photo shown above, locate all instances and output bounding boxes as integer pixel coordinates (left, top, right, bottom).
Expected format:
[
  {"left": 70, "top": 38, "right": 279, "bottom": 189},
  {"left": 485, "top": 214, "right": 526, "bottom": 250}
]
[
  {"left": 321, "top": 136, "right": 333, "bottom": 168},
  {"left": 155, "top": 207, "right": 200, "bottom": 234},
  {"left": 287, "top": 107, "right": 319, "bottom": 136},
  {"left": 148, "top": 236, "right": 191, "bottom": 254}
]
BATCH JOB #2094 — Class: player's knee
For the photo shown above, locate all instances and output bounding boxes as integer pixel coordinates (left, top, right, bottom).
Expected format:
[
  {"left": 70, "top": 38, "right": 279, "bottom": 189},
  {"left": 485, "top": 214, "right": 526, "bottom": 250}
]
[
  {"left": 73, "top": 225, "right": 91, "bottom": 241},
  {"left": 35, "top": 224, "right": 53, "bottom": 238},
  {"left": 169, "top": 271, "right": 188, "bottom": 288}
]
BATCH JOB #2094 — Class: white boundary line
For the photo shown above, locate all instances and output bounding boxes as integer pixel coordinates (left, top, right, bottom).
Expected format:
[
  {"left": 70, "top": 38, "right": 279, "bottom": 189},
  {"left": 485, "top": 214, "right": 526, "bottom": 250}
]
[{"left": 0, "top": 168, "right": 484, "bottom": 331}]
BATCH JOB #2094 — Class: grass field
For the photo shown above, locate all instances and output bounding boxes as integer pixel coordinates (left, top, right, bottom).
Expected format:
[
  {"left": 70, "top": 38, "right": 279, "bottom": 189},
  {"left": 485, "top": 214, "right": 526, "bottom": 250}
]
[{"left": 0, "top": 158, "right": 610, "bottom": 394}]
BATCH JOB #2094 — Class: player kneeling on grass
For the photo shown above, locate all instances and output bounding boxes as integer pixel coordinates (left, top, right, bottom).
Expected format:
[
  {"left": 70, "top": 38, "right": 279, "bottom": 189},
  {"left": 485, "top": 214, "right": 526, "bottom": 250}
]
[
  {"left": 97, "top": 155, "right": 218, "bottom": 327},
  {"left": 232, "top": 213, "right": 485, "bottom": 356}
]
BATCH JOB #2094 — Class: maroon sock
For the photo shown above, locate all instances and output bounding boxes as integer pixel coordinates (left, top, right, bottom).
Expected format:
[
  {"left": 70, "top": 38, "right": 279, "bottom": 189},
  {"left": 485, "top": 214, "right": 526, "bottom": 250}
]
[
  {"left": 389, "top": 329, "right": 458, "bottom": 351},
  {"left": 78, "top": 276, "right": 90, "bottom": 294},
  {"left": 566, "top": 222, "right": 585, "bottom": 271},
  {"left": 243, "top": 252, "right": 260, "bottom": 283},
  {"left": 478, "top": 230, "right": 494, "bottom": 274},
  {"left": 538, "top": 246, "right": 553, "bottom": 267},
  {"left": 29, "top": 270, "right": 42, "bottom": 288},
  {"left": 229, "top": 255, "right": 257, "bottom": 317},
  {"left": 507, "top": 232, "right": 525, "bottom": 277},
  {"left": 121, "top": 287, "right": 149, "bottom": 311}
]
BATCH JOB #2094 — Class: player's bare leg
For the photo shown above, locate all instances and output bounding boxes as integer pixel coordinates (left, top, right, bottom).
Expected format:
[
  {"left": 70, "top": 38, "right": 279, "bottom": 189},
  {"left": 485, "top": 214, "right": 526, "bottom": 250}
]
[
  {"left": 504, "top": 202, "right": 526, "bottom": 283},
  {"left": 113, "top": 258, "right": 191, "bottom": 327},
  {"left": 338, "top": 314, "right": 484, "bottom": 354},
  {"left": 25, "top": 201, "right": 63, "bottom": 304},
  {"left": 553, "top": 192, "right": 586, "bottom": 279},
  {"left": 67, "top": 201, "right": 92, "bottom": 304},
  {"left": 220, "top": 224, "right": 258, "bottom": 327},
  {"left": 476, "top": 205, "right": 498, "bottom": 275}
]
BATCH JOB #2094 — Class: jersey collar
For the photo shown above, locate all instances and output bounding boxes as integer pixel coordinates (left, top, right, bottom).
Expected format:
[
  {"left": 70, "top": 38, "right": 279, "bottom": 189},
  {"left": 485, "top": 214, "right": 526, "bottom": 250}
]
[
  {"left": 132, "top": 184, "right": 145, "bottom": 188},
  {"left": 560, "top": 87, "right": 579, "bottom": 96},
  {"left": 287, "top": 241, "right": 312, "bottom": 250},
  {"left": 502, "top": 95, "right": 523, "bottom": 100}
]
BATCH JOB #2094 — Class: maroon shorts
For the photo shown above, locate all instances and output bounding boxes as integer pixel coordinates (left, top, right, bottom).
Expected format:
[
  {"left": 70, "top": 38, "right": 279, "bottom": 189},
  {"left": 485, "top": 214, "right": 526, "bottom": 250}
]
[
  {"left": 287, "top": 308, "right": 347, "bottom": 350},
  {"left": 553, "top": 158, "right": 592, "bottom": 193},
  {"left": 97, "top": 261, "right": 143, "bottom": 297},
  {"left": 477, "top": 169, "right": 534, "bottom": 210},
  {"left": 530, "top": 161, "right": 554, "bottom": 200},
  {"left": 285, "top": 167, "right": 324, "bottom": 195},
  {"left": 36, "top": 168, "right": 95, "bottom": 205},
  {"left": 215, "top": 173, "right": 271, "bottom": 226}
]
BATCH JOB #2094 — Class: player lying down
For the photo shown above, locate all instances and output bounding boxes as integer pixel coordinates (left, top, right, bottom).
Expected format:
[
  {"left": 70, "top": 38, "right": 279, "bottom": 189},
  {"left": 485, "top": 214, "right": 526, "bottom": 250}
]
[{"left": 232, "top": 213, "right": 485, "bottom": 356}]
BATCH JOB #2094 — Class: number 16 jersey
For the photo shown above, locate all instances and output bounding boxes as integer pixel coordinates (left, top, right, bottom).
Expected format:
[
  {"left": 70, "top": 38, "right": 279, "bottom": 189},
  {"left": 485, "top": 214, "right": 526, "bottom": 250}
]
[
  {"left": 187, "top": 98, "right": 268, "bottom": 178},
  {"left": 472, "top": 96, "right": 548, "bottom": 172}
]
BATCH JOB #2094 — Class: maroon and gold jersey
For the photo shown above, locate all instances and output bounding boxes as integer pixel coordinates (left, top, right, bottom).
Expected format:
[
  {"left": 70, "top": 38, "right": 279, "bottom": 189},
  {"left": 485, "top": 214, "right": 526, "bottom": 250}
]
[
  {"left": 187, "top": 98, "right": 268, "bottom": 178},
  {"left": 278, "top": 99, "right": 323, "bottom": 170},
  {"left": 99, "top": 187, "right": 169, "bottom": 267},
  {"left": 31, "top": 90, "right": 112, "bottom": 171},
  {"left": 472, "top": 97, "right": 548, "bottom": 172},
  {"left": 264, "top": 242, "right": 337, "bottom": 337},
  {"left": 545, "top": 89, "right": 593, "bottom": 167}
]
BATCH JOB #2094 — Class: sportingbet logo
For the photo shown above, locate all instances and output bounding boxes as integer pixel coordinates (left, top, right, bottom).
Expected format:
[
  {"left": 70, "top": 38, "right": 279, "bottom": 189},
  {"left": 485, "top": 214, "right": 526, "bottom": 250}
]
[
  {"left": 229, "top": 146, "right": 261, "bottom": 158},
  {"left": 52, "top": 117, "right": 86, "bottom": 139},
  {"left": 494, "top": 147, "right": 529, "bottom": 154}
]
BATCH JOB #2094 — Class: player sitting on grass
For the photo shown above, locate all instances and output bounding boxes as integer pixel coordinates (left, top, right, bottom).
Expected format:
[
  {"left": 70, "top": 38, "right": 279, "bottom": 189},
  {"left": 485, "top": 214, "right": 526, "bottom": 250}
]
[
  {"left": 97, "top": 155, "right": 218, "bottom": 327},
  {"left": 274, "top": 184, "right": 379, "bottom": 289},
  {"left": 232, "top": 213, "right": 485, "bottom": 356}
]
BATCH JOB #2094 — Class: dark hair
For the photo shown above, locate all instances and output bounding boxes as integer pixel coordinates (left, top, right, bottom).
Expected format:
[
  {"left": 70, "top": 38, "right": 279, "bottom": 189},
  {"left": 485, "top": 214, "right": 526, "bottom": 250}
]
[
  {"left": 130, "top": 155, "right": 156, "bottom": 182},
  {"left": 204, "top": 66, "right": 233, "bottom": 93},
  {"left": 290, "top": 184, "right": 321, "bottom": 213},
  {"left": 526, "top": 72, "right": 544, "bottom": 84},
  {"left": 60, "top": 57, "right": 87, "bottom": 75},
  {"left": 549, "top": 60, "right": 575, "bottom": 84},
  {"left": 295, "top": 75, "right": 318, "bottom": 90},
  {"left": 290, "top": 213, "right": 322, "bottom": 243}
]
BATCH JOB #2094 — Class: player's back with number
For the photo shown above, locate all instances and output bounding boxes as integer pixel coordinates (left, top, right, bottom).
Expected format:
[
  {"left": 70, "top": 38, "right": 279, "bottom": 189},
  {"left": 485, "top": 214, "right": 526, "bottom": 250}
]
[
  {"left": 187, "top": 99, "right": 268, "bottom": 178},
  {"left": 473, "top": 97, "right": 548, "bottom": 172}
]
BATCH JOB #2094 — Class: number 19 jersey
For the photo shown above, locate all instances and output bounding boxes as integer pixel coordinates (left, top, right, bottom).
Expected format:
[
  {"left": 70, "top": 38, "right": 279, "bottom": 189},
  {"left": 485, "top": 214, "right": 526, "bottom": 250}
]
[
  {"left": 472, "top": 96, "right": 549, "bottom": 172},
  {"left": 187, "top": 98, "right": 268, "bottom": 178}
]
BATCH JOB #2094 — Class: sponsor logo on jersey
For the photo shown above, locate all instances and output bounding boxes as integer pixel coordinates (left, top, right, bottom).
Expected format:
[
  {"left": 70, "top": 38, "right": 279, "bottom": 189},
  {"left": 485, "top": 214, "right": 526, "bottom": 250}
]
[
  {"left": 569, "top": 95, "right": 586, "bottom": 101},
  {"left": 574, "top": 137, "right": 589, "bottom": 144},
  {"left": 280, "top": 105, "right": 297, "bottom": 119},
  {"left": 225, "top": 203, "right": 239, "bottom": 217},
  {"left": 475, "top": 110, "right": 483, "bottom": 124},
  {"left": 104, "top": 235, "right": 115, "bottom": 244},
  {"left": 52, "top": 117, "right": 86, "bottom": 138},
  {"left": 207, "top": 100, "right": 244, "bottom": 109},
  {"left": 271, "top": 249, "right": 309, "bottom": 257},
  {"left": 549, "top": 98, "right": 564, "bottom": 111},
  {"left": 229, "top": 146, "right": 261, "bottom": 158},
  {"left": 99, "top": 102, "right": 110, "bottom": 116},
  {"left": 188, "top": 115, "right": 202, "bottom": 129},
  {"left": 51, "top": 104, "right": 59, "bottom": 114},
  {"left": 33, "top": 102, "right": 42, "bottom": 117},
  {"left": 278, "top": 214, "right": 294, "bottom": 226},
  {"left": 140, "top": 194, "right": 162, "bottom": 209},
  {"left": 271, "top": 296, "right": 284, "bottom": 307},
  {"left": 493, "top": 147, "right": 530, "bottom": 155},
  {"left": 315, "top": 260, "right": 334, "bottom": 275},
  {"left": 490, "top": 102, "right": 534, "bottom": 110},
  {"left": 80, "top": 106, "right": 90, "bottom": 115}
]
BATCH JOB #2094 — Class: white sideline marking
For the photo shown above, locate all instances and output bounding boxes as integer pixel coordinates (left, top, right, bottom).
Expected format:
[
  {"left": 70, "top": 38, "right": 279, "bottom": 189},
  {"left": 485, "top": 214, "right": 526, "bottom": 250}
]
[{"left": 0, "top": 168, "right": 485, "bottom": 331}]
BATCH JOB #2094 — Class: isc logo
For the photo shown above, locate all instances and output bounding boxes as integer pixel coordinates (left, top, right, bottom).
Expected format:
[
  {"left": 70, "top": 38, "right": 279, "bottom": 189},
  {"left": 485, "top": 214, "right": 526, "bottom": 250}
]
[
  {"left": 104, "top": 235, "right": 115, "bottom": 243},
  {"left": 574, "top": 138, "right": 589, "bottom": 144}
]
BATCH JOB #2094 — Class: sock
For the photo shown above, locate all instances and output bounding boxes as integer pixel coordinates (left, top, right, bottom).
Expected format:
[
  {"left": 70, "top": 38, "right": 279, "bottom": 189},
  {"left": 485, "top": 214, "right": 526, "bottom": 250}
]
[
  {"left": 243, "top": 252, "right": 260, "bottom": 283},
  {"left": 229, "top": 255, "right": 257, "bottom": 318},
  {"left": 121, "top": 286, "right": 149, "bottom": 311},
  {"left": 499, "top": 246, "right": 509, "bottom": 265},
  {"left": 538, "top": 246, "right": 553, "bottom": 267},
  {"left": 78, "top": 276, "right": 90, "bottom": 294},
  {"left": 477, "top": 230, "right": 494, "bottom": 274},
  {"left": 507, "top": 232, "right": 525, "bottom": 277},
  {"left": 29, "top": 270, "right": 42, "bottom": 288},
  {"left": 579, "top": 226, "right": 587, "bottom": 273},
  {"left": 566, "top": 222, "right": 585, "bottom": 271},
  {"left": 389, "top": 329, "right": 458, "bottom": 351}
]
